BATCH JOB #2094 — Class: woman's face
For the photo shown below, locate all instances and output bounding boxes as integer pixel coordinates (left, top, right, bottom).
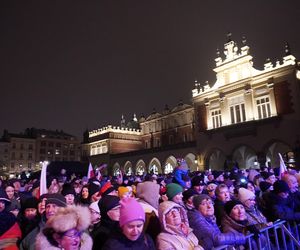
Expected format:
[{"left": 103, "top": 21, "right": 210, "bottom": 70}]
[
  {"left": 122, "top": 220, "right": 144, "bottom": 241},
  {"left": 58, "top": 229, "right": 81, "bottom": 250},
  {"left": 5, "top": 186, "right": 15, "bottom": 200},
  {"left": 230, "top": 204, "right": 247, "bottom": 221},
  {"left": 81, "top": 187, "right": 89, "bottom": 199},
  {"left": 165, "top": 207, "right": 182, "bottom": 226}
]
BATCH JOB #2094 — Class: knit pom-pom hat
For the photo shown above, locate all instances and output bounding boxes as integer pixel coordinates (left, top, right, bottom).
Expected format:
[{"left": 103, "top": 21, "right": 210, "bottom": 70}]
[{"left": 119, "top": 197, "right": 145, "bottom": 227}]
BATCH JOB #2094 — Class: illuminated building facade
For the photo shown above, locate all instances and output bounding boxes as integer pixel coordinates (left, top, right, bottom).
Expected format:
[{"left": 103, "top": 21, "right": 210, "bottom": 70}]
[
  {"left": 85, "top": 34, "right": 300, "bottom": 174},
  {"left": 192, "top": 35, "right": 300, "bottom": 170}
]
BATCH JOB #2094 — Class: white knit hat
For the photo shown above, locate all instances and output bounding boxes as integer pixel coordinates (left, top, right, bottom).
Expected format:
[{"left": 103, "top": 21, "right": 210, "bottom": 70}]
[
  {"left": 89, "top": 201, "right": 100, "bottom": 214},
  {"left": 238, "top": 187, "right": 255, "bottom": 204}
]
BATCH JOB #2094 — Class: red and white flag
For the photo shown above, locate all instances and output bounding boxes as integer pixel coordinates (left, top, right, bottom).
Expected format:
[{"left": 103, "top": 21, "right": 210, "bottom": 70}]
[
  {"left": 278, "top": 153, "right": 287, "bottom": 179},
  {"left": 87, "top": 162, "right": 95, "bottom": 179}
]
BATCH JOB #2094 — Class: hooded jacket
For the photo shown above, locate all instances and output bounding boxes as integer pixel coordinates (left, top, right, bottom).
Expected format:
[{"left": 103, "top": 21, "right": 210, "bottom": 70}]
[{"left": 157, "top": 201, "right": 203, "bottom": 250}]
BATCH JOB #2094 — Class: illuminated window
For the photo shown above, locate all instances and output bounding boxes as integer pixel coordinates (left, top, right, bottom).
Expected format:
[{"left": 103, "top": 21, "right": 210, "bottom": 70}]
[
  {"left": 256, "top": 97, "right": 271, "bottom": 119},
  {"left": 230, "top": 103, "right": 246, "bottom": 124},
  {"left": 164, "top": 163, "right": 173, "bottom": 174},
  {"left": 149, "top": 165, "right": 158, "bottom": 175},
  {"left": 211, "top": 109, "right": 222, "bottom": 128}
]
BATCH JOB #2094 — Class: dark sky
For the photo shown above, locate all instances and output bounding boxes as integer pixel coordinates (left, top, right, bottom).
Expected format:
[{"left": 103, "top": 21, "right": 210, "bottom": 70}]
[{"left": 1, "top": 1, "right": 300, "bottom": 138}]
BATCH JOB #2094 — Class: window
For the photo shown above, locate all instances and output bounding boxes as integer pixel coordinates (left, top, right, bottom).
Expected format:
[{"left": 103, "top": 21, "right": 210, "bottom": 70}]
[
  {"left": 145, "top": 141, "right": 149, "bottom": 149},
  {"left": 230, "top": 103, "right": 246, "bottom": 124},
  {"left": 155, "top": 138, "right": 160, "bottom": 147},
  {"left": 20, "top": 153, "right": 23, "bottom": 160},
  {"left": 11, "top": 152, "right": 15, "bottom": 160},
  {"left": 28, "top": 153, "right": 32, "bottom": 160},
  {"left": 56, "top": 143, "right": 61, "bottom": 148},
  {"left": 41, "top": 141, "right": 46, "bottom": 147},
  {"left": 12, "top": 143, "right": 16, "bottom": 149},
  {"left": 28, "top": 144, "right": 33, "bottom": 150},
  {"left": 40, "top": 149, "right": 46, "bottom": 154},
  {"left": 256, "top": 97, "right": 271, "bottom": 119},
  {"left": 211, "top": 109, "right": 222, "bottom": 128},
  {"left": 48, "top": 142, "right": 54, "bottom": 147},
  {"left": 20, "top": 144, "right": 24, "bottom": 150},
  {"left": 11, "top": 163, "right": 15, "bottom": 169},
  {"left": 28, "top": 163, "right": 32, "bottom": 169},
  {"left": 164, "top": 163, "right": 173, "bottom": 174}
]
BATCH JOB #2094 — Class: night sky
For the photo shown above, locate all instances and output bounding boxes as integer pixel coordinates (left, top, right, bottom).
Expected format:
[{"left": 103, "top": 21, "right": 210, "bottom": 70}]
[{"left": 1, "top": 1, "right": 300, "bottom": 139}]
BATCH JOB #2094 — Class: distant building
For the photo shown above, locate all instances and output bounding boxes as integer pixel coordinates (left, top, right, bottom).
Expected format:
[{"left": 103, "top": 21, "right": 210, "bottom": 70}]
[
  {"left": 0, "top": 128, "right": 81, "bottom": 176},
  {"left": 83, "top": 104, "right": 197, "bottom": 176},
  {"left": 192, "top": 34, "right": 300, "bottom": 170}
]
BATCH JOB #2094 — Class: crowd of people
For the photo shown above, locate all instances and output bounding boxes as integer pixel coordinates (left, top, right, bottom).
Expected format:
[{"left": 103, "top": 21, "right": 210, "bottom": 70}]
[{"left": 0, "top": 159, "right": 300, "bottom": 250}]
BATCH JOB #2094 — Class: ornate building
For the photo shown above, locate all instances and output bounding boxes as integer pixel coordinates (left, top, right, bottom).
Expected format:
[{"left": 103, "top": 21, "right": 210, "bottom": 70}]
[
  {"left": 84, "top": 34, "right": 300, "bottom": 174},
  {"left": 83, "top": 103, "right": 197, "bottom": 176},
  {"left": 192, "top": 35, "right": 300, "bottom": 170}
]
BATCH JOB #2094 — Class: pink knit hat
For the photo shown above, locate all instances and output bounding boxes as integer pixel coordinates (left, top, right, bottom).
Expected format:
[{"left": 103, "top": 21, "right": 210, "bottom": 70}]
[{"left": 119, "top": 197, "right": 145, "bottom": 227}]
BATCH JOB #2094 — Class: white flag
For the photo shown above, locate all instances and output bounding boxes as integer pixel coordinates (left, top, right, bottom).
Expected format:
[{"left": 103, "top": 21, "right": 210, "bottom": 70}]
[
  {"left": 40, "top": 161, "right": 48, "bottom": 196},
  {"left": 87, "top": 162, "right": 94, "bottom": 179}
]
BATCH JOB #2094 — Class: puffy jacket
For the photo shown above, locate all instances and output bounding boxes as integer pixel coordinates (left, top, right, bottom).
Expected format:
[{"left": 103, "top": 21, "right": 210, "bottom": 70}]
[{"left": 188, "top": 209, "right": 245, "bottom": 250}]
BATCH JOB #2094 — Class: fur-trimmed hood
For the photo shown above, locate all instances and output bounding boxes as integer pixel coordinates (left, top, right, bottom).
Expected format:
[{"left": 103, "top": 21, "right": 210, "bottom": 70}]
[
  {"left": 35, "top": 231, "right": 93, "bottom": 250},
  {"left": 46, "top": 205, "right": 91, "bottom": 233}
]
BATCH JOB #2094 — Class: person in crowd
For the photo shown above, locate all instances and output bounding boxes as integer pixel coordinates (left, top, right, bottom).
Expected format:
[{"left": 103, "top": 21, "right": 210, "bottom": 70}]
[
  {"left": 173, "top": 158, "right": 189, "bottom": 189},
  {"left": 5, "top": 184, "right": 20, "bottom": 217},
  {"left": 261, "top": 172, "right": 276, "bottom": 185},
  {"left": 88, "top": 201, "right": 101, "bottom": 246},
  {"left": 48, "top": 183, "right": 61, "bottom": 194},
  {"left": 213, "top": 171, "right": 224, "bottom": 184},
  {"left": 188, "top": 194, "right": 246, "bottom": 250},
  {"left": 214, "top": 183, "right": 231, "bottom": 226},
  {"left": 18, "top": 197, "right": 40, "bottom": 238},
  {"left": 103, "top": 197, "right": 155, "bottom": 250},
  {"left": 282, "top": 174, "right": 300, "bottom": 211},
  {"left": 224, "top": 179, "right": 235, "bottom": 198},
  {"left": 20, "top": 193, "right": 67, "bottom": 250},
  {"left": 222, "top": 200, "right": 267, "bottom": 250},
  {"left": 136, "top": 178, "right": 161, "bottom": 241},
  {"left": 166, "top": 183, "right": 184, "bottom": 207},
  {"left": 92, "top": 194, "right": 120, "bottom": 249},
  {"left": 263, "top": 180, "right": 300, "bottom": 222},
  {"left": 0, "top": 188, "right": 22, "bottom": 250},
  {"left": 61, "top": 184, "right": 76, "bottom": 206},
  {"left": 191, "top": 175, "right": 205, "bottom": 195},
  {"left": 238, "top": 188, "right": 271, "bottom": 228},
  {"left": 78, "top": 185, "right": 90, "bottom": 205},
  {"left": 206, "top": 182, "right": 218, "bottom": 200},
  {"left": 182, "top": 189, "right": 198, "bottom": 211},
  {"left": 88, "top": 182, "right": 101, "bottom": 203},
  {"left": 157, "top": 200, "right": 203, "bottom": 250},
  {"left": 35, "top": 205, "right": 92, "bottom": 250}
]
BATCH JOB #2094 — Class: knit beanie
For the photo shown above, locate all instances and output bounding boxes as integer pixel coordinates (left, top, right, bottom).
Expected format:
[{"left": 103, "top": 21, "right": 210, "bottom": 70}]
[
  {"left": 89, "top": 182, "right": 101, "bottom": 197},
  {"left": 23, "top": 197, "right": 38, "bottom": 210},
  {"left": 99, "top": 195, "right": 120, "bottom": 218},
  {"left": 224, "top": 200, "right": 243, "bottom": 215},
  {"left": 166, "top": 183, "right": 183, "bottom": 200},
  {"left": 193, "top": 194, "right": 211, "bottom": 209},
  {"left": 45, "top": 193, "right": 67, "bottom": 207},
  {"left": 259, "top": 181, "right": 272, "bottom": 192},
  {"left": 118, "top": 186, "right": 129, "bottom": 198},
  {"left": 183, "top": 189, "right": 198, "bottom": 201},
  {"left": 61, "top": 184, "right": 76, "bottom": 197},
  {"left": 191, "top": 176, "right": 204, "bottom": 187},
  {"left": 238, "top": 188, "right": 255, "bottom": 204},
  {"left": 273, "top": 180, "right": 290, "bottom": 194},
  {"left": 119, "top": 197, "right": 145, "bottom": 227}
]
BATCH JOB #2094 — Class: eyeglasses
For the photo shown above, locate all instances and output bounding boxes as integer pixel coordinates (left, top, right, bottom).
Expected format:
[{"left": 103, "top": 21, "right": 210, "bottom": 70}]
[{"left": 63, "top": 230, "right": 82, "bottom": 239}]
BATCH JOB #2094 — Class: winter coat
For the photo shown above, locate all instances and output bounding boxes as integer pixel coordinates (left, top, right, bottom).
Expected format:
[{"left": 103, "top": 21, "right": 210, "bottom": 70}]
[
  {"left": 245, "top": 206, "right": 268, "bottom": 229},
  {"left": 221, "top": 213, "right": 267, "bottom": 250},
  {"left": 173, "top": 168, "right": 189, "bottom": 188},
  {"left": 0, "top": 223, "right": 22, "bottom": 250},
  {"left": 263, "top": 192, "right": 300, "bottom": 222},
  {"left": 157, "top": 201, "right": 203, "bottom": 250},
  {"left": 20, "top": 218, "right": 46, "bottom": 250},
  {"left": 35, "top": 231, "right": 92, "bottom": 250},
  {"left": 188, "top": 209, "right": 245, "bottom": 250},
  {"left": 214, "top": 199, "right": 225, "bottom": 227},
  {"left": 102, "top": 228, "right": 155, "bottom": 250}
]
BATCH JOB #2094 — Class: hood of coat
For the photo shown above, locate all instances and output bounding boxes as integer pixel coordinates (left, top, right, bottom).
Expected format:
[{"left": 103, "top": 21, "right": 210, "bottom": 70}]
[
  {"left": 136, "top": 181, "right": 160, "bottom": 209},
  {"left": 158, "top": 201, "right": 189, "bottom": 234}
]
